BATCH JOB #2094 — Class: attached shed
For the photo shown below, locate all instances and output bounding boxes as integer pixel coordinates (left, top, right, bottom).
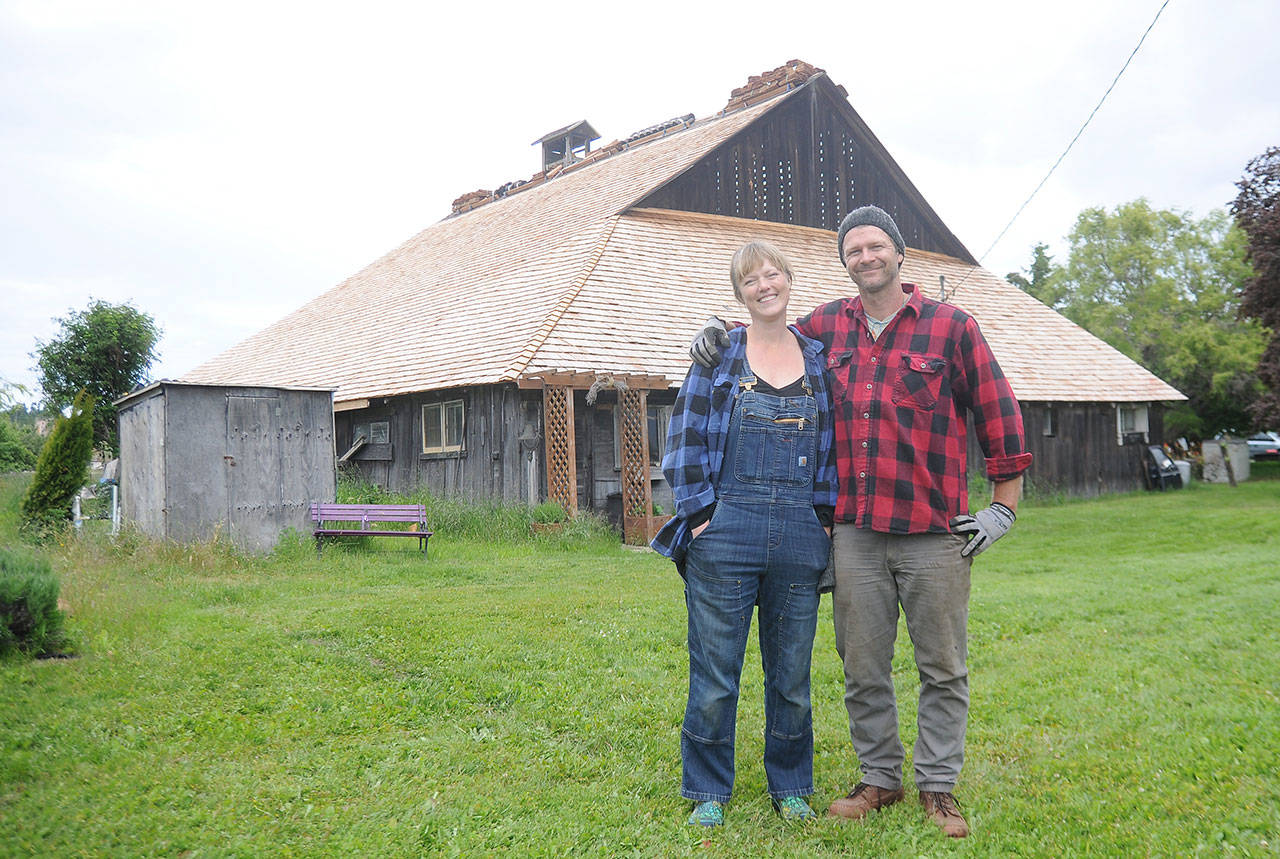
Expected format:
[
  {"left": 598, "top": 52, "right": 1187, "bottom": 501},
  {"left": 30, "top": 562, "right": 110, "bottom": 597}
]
[{"left": 116, "top": 382, "right": 336, "bottom": 552}]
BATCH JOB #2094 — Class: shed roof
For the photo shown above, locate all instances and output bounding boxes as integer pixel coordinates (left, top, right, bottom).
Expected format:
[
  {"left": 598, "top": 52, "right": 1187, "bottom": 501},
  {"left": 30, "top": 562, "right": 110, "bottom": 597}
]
[{"left": 185, "top": 65, "right": 1183, "bottom": 406}]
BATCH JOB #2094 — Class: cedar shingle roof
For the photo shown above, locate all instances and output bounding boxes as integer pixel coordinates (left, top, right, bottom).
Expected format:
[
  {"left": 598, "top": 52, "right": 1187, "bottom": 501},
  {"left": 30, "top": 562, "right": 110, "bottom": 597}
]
[
  {"left": 185, "top": 94, "right": 783, "bottom": 400},
  {"left": 524, "top": 208, "right": 1184, "bottom": 402},
  {"left": 186, "top": 66, "right": 1183, "bottom": 406}
]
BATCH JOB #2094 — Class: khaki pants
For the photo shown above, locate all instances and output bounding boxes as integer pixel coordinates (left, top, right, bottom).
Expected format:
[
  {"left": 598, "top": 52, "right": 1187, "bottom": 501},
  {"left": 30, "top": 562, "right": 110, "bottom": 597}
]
[{"left": 831, "top": 526, "right": 972, "bottom": 792}]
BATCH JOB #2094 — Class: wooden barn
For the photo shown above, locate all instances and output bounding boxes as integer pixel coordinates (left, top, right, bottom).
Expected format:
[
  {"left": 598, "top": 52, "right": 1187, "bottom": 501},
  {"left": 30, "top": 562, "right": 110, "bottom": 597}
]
[{"left": 185, "top": 60, "right": 1184, "bottom": 540}]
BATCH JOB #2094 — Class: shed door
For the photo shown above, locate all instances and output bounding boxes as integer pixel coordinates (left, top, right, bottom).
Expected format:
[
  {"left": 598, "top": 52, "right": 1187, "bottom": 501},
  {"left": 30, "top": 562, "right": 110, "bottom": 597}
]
[{"left": 226, "top": 395, "right": 283, "bottom": 551}]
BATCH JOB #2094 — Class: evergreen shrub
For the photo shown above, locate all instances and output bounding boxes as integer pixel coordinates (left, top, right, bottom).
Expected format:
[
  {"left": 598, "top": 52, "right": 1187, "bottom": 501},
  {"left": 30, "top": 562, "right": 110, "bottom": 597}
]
[
  {"left": 20, "top": 391, "right": 94, "bottom": 536},
  {"left": 0, "top": 546, "right": 68, "bottom": 658}
]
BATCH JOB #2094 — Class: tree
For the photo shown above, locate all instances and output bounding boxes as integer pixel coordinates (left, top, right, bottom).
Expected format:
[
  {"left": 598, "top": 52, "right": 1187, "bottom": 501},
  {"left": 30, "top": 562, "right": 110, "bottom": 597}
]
[
  {"left": 0, "top": 380, "right": 40, "bottom": 471},
  {"left": 1231, "top": 146, "right": 1280, "bottom": 427},
  {"left": 20, "top": 390, "right": 94, "bottom": 536},
  {"left": 1044, "top": 200, "right": 1266, "bottom": 438},
  {"left": 32, "top": 300, "right": 160, "bottom": 455},
  {"left": 0, "top": 418, "right": 37, "bottom": 472},
  {"left": 1006, "top": 242, "right": 1067, "bottom": 309}
]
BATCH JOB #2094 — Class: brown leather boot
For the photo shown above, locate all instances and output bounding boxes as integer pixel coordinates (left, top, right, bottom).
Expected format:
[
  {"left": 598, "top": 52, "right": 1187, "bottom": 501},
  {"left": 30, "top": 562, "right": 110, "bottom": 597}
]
[
  {"left": 827, "top": 782, "right": 905, "bottom": 820},
  {"left": 919, "top": 791, "right": 969, "bottom": 837}
]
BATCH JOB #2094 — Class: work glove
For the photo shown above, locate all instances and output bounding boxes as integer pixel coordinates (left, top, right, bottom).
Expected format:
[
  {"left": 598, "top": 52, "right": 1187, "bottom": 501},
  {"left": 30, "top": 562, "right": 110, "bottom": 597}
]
[
  {"left": 690, "top": 316, "right": 729, "bottom": 368},
  {"left": 949, "top": 502, "right": 1016, "bottom": 558}
]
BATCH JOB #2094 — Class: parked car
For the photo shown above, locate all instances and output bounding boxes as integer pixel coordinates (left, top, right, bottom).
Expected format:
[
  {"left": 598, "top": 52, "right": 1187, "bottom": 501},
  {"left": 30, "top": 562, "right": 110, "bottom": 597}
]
[{"left": 1247, "top": 431, "right": 1280, "bottom": 460}]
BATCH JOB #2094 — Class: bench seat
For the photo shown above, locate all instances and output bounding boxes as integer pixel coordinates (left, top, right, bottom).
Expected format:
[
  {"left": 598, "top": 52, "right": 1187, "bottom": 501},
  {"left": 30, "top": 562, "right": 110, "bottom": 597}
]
[{"left": 310, "top": 502, "right": 432, "bottom": 557}]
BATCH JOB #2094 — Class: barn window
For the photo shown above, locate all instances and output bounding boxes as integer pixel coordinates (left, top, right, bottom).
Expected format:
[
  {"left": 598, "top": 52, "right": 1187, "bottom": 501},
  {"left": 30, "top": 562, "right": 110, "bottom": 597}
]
[
  {"left": 648, "top": 405, "right": 672, "bottom": 465},
  {"left": 1043, "top": 406, "right": 1056, "bottom": 438},
  {"left": 1116, "top": 404, "right": 1149, "bottom": 445},
  {"left": 613, "top": 404, "right": 673, "bottom": 468},
  {"left": 353, "top": 420, "right": 389, "bottom": 446},
  {"left": 422, "top": 399, "right": 465, "bottom": 454}
]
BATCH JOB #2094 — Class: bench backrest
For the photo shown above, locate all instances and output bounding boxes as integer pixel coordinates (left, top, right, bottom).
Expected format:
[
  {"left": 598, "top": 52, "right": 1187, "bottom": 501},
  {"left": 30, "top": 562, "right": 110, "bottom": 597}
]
[{"left": 310, "top": 503, "right": 427, "bottom": 525}]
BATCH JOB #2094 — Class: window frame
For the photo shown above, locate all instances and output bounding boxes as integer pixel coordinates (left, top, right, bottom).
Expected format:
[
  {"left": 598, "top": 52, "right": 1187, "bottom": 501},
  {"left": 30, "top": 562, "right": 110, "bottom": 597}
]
[
  {"left": 613, "top": 403, "right": 674, "bottom": 470},
  {"left": 422, "top": 398, "right": 466, "bottom": 455},
  {"left": 1116, "top": 403, "right": 1149, "bottom": 446},
  {"left": 353, "top": 419, "right": 390, "bottom": 446},
  {"left": 1042, "top": 405, "right": 1056, "bottom": 438}
]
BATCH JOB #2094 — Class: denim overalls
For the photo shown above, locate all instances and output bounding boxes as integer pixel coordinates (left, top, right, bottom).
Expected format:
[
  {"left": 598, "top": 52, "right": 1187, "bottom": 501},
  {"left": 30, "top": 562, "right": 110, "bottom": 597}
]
[{"left": 680, "top": 370, "right": 831, "bottom": 803}]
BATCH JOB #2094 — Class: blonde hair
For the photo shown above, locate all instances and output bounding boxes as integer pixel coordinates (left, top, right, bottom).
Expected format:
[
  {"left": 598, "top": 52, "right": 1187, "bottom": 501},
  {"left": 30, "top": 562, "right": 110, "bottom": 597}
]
[{"left": 729, "top": 240, "right": 794, "bottom": 302}]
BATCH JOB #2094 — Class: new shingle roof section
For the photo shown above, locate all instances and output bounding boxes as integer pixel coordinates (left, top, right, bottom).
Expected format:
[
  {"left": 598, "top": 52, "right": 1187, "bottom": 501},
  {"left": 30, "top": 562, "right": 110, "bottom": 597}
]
[
  {"left": 525, "top": 208, "right": 1185, "bottom": 403},
  {"left": 183, "top": 94, "right": 785, "bottom": 400}
]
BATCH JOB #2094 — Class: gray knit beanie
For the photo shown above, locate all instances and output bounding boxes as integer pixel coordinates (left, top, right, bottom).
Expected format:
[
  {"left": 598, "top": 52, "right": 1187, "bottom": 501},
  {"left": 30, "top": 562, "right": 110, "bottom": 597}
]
[{"left": 837, "top": 205, "right": 905, "bottom": 263}]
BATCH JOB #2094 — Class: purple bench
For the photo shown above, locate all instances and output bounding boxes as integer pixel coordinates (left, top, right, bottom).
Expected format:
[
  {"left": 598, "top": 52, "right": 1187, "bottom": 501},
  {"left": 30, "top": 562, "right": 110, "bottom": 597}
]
[{"left": 310, "top": 502, "right": 432, "bottom": 557}]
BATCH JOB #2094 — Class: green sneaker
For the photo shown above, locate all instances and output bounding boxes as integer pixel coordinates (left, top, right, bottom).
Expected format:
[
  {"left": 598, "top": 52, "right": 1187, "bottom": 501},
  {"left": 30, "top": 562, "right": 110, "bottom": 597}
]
[
  {"left": 687, "top": 800, "right": 724, "bottom": 827},
  {"left": 774, "top": 795, "right": 816, "bottom": 822}
]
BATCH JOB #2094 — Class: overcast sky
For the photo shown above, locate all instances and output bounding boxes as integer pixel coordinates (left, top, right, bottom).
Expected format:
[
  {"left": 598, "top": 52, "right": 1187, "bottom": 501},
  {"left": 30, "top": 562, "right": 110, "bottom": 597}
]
[{"left": 3, "top": 0, "right": 1277, "bottom": 403}]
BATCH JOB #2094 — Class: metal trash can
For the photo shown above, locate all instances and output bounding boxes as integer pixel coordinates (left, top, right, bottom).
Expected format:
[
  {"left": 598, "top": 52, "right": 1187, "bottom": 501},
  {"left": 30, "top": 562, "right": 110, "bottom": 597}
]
[{"left": 1142, "top": 445, "right": 1183, "bottom": 490}]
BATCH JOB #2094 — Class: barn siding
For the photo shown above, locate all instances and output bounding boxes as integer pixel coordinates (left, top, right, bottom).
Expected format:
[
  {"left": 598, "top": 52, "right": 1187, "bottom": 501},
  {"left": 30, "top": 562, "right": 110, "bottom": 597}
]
[
  {"left": 967, "top": 402, "right": 1168, "bottom": 497},
  {"left": 639, "top": 85, "right": 972, "bottom": 261},
  {"left": 116, "top": 383, "right": 335, "bottom": 552},
  {"left": 337, "top": 384, "right": 680, "bottom": 518},
  {"left": 337, "top": 384, "right": 544, "bottom": 504},
  {"left": 340, "top": 386, "right": 1172, "bottom": 512}
]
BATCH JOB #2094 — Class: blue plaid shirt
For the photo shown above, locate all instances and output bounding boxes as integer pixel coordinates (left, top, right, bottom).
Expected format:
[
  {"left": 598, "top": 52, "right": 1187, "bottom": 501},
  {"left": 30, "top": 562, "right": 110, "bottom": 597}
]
[{"left": 651, "top": 326, "right": 837, "bottom": 563}]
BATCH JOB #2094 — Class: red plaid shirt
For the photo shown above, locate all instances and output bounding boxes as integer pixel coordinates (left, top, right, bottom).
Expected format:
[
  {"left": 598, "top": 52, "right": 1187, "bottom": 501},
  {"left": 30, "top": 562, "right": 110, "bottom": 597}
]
[{"left": 796, "top": 284, "right": 1032, "bottom": 533}]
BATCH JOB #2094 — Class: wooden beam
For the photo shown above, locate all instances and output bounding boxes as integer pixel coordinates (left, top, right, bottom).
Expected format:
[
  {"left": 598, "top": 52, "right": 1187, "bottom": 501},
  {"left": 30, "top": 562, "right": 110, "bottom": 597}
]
[{"left": 517, "top": 372, "right": 675, "bottom": 391}]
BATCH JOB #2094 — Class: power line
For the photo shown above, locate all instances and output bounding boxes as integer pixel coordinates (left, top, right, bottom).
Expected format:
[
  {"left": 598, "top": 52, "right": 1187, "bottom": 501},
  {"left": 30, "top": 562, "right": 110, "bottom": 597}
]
[{"left": 949, "top": 0, "right": 1171, "bottom": 296}]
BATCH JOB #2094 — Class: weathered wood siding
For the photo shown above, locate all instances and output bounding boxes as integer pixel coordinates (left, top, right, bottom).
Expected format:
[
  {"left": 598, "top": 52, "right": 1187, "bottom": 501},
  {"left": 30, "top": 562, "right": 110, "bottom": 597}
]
[
  {"left": 117, "top": 383, "right": 336, "bottom": 552},
  {"left": 639, "top": 81, "right": 972, "bottom": 262},
  {"left": 968, "top": 402, "right": 1167, "bottom": 497},
  {"left": 337, "top": 384, "right": 545, "bottom": 504},
  {"left": 117, "top": 387, "right": 167, "bottom": 538},
  {"left": 338, "top": 384, "right": 680, "bottom": 519},
  {"left": 341, "top": 386, "right": 1173, "bottom": 512}
]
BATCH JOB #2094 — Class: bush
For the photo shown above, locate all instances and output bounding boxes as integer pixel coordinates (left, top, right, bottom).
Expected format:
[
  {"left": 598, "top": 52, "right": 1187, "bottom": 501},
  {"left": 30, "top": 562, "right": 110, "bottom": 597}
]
[
  {"left": 20, "top": 391, "right": 94, "bottom": 536},
  {"left": 0, "top": 417, "right": 37, "bottom": 472},
  {"left": 0, "top": 546, "right": 69, "bottom": 658},
  {"left": 531, "top": 501, "right": 567, "bottom": 524}
]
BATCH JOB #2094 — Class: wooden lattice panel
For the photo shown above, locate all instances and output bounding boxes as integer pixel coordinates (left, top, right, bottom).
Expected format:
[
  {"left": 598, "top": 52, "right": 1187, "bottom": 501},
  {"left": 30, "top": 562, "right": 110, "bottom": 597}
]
[
  {"left": 542, "top": 385, "right": 577, "bottom": 516},
  {"left": 619, "top": 389, "right": 652, "bottom": 544}
]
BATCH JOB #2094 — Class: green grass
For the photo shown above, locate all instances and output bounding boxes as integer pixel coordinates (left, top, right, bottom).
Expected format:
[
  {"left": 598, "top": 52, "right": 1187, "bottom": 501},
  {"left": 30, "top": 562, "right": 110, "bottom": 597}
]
[{"left": 1, "top": 471, "right": 1278, "bottom": 856}]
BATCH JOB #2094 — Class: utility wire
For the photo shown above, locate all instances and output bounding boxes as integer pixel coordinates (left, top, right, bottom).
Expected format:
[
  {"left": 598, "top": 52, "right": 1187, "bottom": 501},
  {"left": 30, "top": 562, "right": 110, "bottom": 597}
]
[{"left": 949, "top": 0, "right": 1171, "bottom": 296}]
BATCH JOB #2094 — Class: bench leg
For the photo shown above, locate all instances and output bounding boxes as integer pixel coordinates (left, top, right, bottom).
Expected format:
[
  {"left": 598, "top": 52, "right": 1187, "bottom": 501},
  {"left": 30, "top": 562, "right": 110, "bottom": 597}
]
[{"left": 316, "top": 535, "right": 323, "bottom": 559}]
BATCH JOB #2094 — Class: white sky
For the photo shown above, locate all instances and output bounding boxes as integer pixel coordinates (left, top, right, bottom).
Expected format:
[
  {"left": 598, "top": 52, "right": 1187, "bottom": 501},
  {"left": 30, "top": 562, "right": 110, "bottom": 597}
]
[{"left": 3, "top": 0, "right": 1278, "bottom": 403}]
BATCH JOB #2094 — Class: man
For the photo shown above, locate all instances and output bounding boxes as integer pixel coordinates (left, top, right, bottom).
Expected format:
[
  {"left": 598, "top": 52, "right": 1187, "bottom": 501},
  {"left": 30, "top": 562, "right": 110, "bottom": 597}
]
[{"left": 690, "top": 206, "right": 1032, "bottom": 838}]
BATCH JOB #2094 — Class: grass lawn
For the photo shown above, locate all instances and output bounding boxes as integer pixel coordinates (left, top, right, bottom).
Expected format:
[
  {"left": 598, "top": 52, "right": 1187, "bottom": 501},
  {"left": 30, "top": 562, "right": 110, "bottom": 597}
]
[{"left": 1, "top": 470, "right": 1278, "bottom": 856}]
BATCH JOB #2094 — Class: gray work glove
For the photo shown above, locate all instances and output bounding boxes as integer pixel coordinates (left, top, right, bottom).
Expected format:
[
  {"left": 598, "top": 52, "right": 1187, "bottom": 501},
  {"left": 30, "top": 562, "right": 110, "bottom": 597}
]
[
  {"left": 690, "top": 316, "right": 729, "bottom": 368},
  {"left": 949, "top": 502, "right": 1016, "bottom": 558}
]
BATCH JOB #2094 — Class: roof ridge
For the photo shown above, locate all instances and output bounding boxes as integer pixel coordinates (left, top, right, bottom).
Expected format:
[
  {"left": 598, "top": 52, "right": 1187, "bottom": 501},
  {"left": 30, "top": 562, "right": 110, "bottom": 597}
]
[
  {"left": 628, "top": 206, "right": 845, "bottom": 243},
  {"left": 502, "top": 215, "right": 622, "bottom": 381}
]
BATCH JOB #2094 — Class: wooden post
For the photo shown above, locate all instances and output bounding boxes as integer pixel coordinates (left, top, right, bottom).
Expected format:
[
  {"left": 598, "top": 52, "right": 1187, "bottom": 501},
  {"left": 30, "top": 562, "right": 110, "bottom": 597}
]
[{"left": 619, "top": 388, "right": 655, "bottom": 545}]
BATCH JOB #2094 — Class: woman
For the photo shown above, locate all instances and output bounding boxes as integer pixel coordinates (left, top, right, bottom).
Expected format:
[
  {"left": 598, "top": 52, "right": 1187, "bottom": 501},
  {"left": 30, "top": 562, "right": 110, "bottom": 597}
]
[{"left": 652, "top": 240, "right": 836, "bottom": 827}]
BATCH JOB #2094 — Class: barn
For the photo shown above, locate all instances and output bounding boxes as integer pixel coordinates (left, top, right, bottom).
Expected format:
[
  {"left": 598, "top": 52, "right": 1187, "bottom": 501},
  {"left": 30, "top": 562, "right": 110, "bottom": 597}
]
[{"left": 185, "top": 60, "right": 1184, "bottom": 542}]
